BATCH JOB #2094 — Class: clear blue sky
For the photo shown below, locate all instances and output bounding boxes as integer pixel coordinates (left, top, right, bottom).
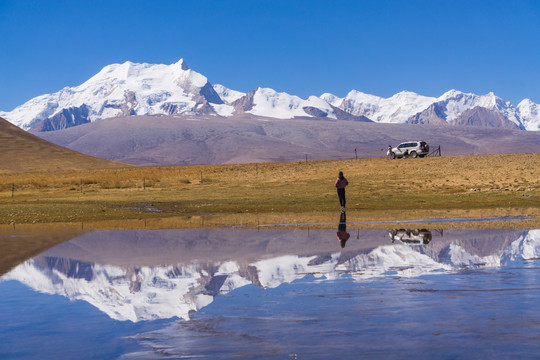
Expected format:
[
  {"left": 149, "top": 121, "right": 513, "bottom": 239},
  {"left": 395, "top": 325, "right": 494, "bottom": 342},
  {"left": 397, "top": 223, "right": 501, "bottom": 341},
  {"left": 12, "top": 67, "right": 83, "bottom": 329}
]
[{"left": 1, "top": 0, "right": 539, "bottom": 111}]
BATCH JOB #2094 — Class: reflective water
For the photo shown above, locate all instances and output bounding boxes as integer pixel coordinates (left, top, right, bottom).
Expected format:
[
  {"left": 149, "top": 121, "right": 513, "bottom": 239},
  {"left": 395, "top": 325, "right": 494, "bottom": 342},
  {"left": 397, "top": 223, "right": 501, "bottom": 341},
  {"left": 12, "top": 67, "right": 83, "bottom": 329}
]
[{"left": 2, "top": 226, "right": 540, "bottom": 359}]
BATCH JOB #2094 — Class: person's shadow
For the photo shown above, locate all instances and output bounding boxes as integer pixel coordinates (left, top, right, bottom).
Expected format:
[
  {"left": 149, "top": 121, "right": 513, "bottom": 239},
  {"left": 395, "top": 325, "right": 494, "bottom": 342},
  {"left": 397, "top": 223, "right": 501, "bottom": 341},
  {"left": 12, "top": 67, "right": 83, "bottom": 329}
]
[{"left": 337, "top": 212, "right": 350, "bottom": 248}]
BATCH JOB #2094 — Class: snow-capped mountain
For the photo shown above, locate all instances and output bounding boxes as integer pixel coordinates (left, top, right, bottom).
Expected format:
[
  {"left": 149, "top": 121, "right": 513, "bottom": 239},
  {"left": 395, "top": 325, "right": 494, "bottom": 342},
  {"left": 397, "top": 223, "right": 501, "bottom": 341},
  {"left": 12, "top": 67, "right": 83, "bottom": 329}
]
[
  {"left": 326, "top": 90, "right": 438, "bottom": 124},
  {"left": 235, "top": 87, "right": 338, "bottom": 119},
  {"left": 3, "top": 228, "right": 539, "bottom": 322},
  {"left": 326, "top": 88, "right": 535, "bottom": 130},
  {"left": 230, "top": 87, "right": 370, "bottom": 121},
  {"left": 0, "top": 59, "right": 228, "bottom": 130},
  {"left": 0, "top": 60, "right": 361, "bottom": 131},
  {"left": 1, "top": 58, "right": 539, "bottom": 131},
  {"left": 439, "top": 90, "right": 520, "bottom": 124},
  {"left": 518, "top": 99, "right": 540, "bottom": 131},
  {"left": 408, "top": 90, "right": 524, "bottom": 129},
  {"left": 212, "top": 84, "right": 245, "bottom": 104}
]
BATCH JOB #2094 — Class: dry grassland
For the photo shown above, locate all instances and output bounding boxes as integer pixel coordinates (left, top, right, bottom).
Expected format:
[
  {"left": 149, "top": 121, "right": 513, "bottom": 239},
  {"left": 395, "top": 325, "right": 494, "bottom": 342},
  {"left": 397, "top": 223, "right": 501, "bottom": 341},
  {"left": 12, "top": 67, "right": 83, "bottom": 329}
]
[{"left": 0, "top": 153, "right": 539, "bottom": 227}]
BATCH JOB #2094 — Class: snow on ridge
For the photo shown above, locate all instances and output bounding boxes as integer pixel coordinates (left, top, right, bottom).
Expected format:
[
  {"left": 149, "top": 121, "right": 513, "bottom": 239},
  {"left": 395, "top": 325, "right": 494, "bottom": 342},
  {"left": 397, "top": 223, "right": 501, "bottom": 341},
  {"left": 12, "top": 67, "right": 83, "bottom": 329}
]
[
  {"left": 339, "top": 89, "right": 437, "bottom": 123},
  {"left": 213, "top": 84, "right": 245, "bottom": 104},
  {"left": 210, "top": 103, "right": 235, "bottom": 117},
  {"left": 247, "top": 87, "right": 337, "bottom": 119},
  {"left": 330, "top": 88, "right": 537, "bottom": 129},
  {"left": 320, "top": 92, "right": 343, "bottom": 107},
  {"left": 437, "top": 89, "right": 522, "bottom": 126},
  {"left": 518, "top": 98, "right": 540, "bottom": 131}
]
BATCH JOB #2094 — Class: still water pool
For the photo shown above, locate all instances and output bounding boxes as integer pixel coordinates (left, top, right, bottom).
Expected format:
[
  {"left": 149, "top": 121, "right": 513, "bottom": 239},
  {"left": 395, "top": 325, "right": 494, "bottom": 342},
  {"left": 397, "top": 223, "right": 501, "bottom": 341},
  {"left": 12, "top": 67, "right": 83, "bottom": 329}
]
[{"left": 1, "top": 226, "right": 540, "bottom": 359}]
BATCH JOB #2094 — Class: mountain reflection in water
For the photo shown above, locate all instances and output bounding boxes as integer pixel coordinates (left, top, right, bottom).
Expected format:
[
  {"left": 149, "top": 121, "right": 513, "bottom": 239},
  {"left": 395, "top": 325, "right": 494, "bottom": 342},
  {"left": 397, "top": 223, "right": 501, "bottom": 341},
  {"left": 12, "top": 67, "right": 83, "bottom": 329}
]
[{"left": 3, "top": 228, "right": 540, "bottom": 323}]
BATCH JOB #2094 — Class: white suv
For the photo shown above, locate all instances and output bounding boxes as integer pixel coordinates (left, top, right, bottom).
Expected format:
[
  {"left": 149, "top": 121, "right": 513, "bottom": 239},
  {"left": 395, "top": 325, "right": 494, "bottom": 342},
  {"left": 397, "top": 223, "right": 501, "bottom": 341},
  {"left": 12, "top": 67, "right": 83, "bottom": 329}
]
[{"left": 387, "top": 141, "right": 429, "bottom": 159}]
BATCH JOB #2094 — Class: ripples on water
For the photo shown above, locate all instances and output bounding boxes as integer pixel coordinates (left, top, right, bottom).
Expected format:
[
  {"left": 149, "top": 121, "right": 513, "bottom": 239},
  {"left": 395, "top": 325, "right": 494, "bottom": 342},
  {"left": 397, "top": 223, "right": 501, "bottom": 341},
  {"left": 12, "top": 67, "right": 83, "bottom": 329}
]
[{"left": 1, "top": 227, "right": 540, "bottom": 359}]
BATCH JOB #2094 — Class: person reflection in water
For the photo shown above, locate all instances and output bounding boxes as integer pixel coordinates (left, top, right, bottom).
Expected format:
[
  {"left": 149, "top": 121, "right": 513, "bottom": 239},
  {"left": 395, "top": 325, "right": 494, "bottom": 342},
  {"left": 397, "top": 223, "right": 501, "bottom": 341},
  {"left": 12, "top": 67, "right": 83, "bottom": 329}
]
[{"left": 337, "top": 211, "right": 350, "bottom": 248}]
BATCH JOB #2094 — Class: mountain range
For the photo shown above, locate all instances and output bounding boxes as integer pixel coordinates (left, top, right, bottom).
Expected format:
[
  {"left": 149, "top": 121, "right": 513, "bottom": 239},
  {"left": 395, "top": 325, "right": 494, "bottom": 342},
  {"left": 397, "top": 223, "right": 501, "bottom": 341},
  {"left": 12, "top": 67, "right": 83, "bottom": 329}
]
[{"left": 1, "top": 59, "right": 539, "bottom": 132}]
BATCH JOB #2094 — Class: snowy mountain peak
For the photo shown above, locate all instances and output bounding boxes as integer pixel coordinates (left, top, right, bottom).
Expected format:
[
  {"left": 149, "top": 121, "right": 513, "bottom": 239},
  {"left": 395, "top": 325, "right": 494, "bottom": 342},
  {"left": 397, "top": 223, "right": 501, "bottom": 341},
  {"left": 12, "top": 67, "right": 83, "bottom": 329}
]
[
  {"left": 174, "top": 58, "right": 189, "bottom": 71},
  {"left": 345, "top": 89, "right": 381, "bottom": 102},
  {"left": 439, "top": 89, "right": 468, "bottom": 101},
  {"left": 2, "top": 59, "right": 226, "bottom": 130},
  {"left": 427, "top": 90, "right": 523, "bottom": 127},
  {"left": 519, "top": 98, "right": 535, "bottom": 107},
  {"left": 320, "top": 93, "right": 342, "bottom": 107},
  {"left": 213, "top": 84, "right": 245, "bottom": 104},
  {"left": 239, "top": 87, "right": 338, "bottom": 120},
  {"left": 394, "top": 90, "right": 422, "bottom": 97},
  {"left": 338, "top": 89, "right": 436, "bottom": 124},
  {"left": 517, "top": 98, "right": 540, "bottom": 131}
]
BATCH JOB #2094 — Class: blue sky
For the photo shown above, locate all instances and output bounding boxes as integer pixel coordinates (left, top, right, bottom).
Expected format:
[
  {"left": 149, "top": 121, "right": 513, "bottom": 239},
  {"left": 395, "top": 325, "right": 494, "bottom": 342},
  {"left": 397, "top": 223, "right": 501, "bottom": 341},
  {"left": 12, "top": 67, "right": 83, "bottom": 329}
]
[{"left": 1, "top": 0, "right": 539, "bottom": 111}]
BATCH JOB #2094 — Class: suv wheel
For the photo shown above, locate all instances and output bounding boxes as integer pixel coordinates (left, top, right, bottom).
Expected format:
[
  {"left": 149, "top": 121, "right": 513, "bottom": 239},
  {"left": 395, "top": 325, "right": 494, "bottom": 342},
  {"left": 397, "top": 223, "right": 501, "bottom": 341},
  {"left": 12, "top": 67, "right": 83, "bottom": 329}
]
[
  {"left": 410, "top": 151, "right": 417, "bottom": 158},
  {"left": 390, "top": 152, "right": 396, "bottom": 159}
]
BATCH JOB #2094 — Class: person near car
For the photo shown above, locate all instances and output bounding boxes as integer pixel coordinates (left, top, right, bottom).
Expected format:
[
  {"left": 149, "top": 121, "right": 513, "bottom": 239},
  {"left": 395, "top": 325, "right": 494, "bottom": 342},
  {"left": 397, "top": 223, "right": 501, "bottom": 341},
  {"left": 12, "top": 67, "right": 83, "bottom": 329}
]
[{"left": 335, "top": 171, "right": 348, "bottom": 210}]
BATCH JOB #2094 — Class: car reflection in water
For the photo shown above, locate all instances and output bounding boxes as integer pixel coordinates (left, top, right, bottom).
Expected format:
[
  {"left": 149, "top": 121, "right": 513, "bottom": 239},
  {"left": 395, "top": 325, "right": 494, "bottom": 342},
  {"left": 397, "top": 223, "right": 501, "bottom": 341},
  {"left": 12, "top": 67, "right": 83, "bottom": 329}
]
[{"left": 389, "top": 229, "right": 433, "bottom": 245}]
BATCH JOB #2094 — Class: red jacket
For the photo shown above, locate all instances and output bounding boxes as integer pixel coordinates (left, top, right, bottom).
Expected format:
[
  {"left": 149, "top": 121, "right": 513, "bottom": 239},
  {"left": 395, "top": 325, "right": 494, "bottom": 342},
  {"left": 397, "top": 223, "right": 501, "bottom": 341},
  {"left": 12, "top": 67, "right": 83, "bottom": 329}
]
[{"left": 335, "top": 177, "right": 348, "bottom": 189}]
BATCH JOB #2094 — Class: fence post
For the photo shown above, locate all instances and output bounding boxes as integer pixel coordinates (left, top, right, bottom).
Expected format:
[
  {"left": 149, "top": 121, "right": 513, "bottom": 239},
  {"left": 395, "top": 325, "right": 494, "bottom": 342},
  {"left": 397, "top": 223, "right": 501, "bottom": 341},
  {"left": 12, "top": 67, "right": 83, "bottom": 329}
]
[
  {"left": 143, "top": 178, "right": 146, "bottom": 190},
  {"left": 11, "top": 183, "right": 14, "bottom": 198},
  {"left": 80, "top": 179, "right": 83, "bottom": 193}
]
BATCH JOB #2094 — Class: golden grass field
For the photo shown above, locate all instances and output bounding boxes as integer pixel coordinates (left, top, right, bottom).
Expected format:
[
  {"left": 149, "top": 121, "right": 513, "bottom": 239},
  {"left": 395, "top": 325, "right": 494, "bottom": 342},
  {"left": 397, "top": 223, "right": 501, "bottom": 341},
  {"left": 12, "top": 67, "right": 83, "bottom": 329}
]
[{"left": 1, "top": 153, "right": 539, "bottom": 227}]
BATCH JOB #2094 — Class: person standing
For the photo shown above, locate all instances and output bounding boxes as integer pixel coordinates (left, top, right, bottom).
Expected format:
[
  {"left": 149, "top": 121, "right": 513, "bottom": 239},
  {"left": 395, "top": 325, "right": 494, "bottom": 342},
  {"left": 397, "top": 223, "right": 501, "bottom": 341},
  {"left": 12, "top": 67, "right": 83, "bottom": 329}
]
[{"left": 334, "top": 171, "right": 348, "bottom": 211}]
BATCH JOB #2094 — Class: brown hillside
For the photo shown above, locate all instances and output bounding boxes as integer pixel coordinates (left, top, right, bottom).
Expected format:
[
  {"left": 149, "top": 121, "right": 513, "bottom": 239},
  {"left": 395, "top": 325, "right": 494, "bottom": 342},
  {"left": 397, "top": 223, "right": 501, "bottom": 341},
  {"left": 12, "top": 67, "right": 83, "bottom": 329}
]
[{"left": 0, "top": 117, "right": 128, "bottom": 173}]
